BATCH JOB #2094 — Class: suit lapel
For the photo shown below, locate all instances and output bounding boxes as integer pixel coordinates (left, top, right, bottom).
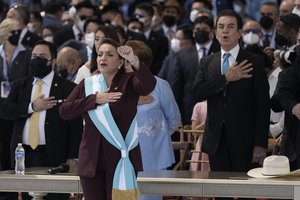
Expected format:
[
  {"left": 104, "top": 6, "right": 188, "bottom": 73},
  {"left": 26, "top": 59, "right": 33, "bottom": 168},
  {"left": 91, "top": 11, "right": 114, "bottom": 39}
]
[{"left": 211, "top": 52, "right": 221, "bottom": 76}]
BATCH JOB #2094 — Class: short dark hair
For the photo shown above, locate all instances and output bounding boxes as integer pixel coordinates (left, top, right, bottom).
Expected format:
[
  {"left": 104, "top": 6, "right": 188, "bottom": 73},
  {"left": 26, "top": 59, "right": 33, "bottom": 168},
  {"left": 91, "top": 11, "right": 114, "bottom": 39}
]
[
  {"left": 177, "top": 24, "right": 194, "bottom": 43},
  {"left": 135, "top": 3, "right": 154, "bottom": 17},
  {"left": 75, "top": 0, "right": 95, "bottom": 11},
  {"left": 260, "top": 1, "right": 279, "bottom": 16},
  {"left": 33, "top": 40, "right": 57, "bottom": 59},
  {"left": 83, "top": 16, "right": 102, "bottom": 33},
  {"left": 194, "top": 16, "right": 214, "bottom": 29},
  {"left": 216, "top": 9, "right": 243, "bottom": 30},
  {"left": 193, "top": 0, "right": 213, "bottom": 10}
]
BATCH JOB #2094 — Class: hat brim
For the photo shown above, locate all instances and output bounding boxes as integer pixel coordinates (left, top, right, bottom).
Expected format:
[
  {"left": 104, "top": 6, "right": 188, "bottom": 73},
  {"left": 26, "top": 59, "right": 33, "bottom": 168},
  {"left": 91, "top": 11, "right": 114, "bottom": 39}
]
[{"left": 247, "top": 168, "right": 300, "bottom": 179}]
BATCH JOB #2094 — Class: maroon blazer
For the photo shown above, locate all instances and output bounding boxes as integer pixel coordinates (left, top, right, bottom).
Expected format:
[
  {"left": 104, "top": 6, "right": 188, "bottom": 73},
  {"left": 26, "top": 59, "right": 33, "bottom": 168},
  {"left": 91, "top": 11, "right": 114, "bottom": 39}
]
[{"left": 59, "top": 65, "right": 156, "bottom": 177}]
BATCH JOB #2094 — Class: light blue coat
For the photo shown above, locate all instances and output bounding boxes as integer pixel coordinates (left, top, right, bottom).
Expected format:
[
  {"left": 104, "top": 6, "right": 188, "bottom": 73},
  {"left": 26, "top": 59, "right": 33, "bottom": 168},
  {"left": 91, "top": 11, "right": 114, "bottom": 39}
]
[{"left": 137, "top": 76, "right": 181, "bottom": 170}]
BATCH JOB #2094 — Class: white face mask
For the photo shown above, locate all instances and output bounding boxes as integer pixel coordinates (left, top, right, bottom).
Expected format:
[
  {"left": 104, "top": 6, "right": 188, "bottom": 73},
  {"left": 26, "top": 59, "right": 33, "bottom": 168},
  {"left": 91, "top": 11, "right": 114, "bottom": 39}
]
[
  {"left": 233, "top": 3, "right": 242, "bottom": 14},
  {"left": 171, "top": 38, "right": 180, "bottom": 52},
  {"left": 189, "top": 9, "right": 199, "bottom": 23},
  {"left": 242, "top": 32, "right": 260, "bottom": 45},
  {"left": 69, "top": 6, "right": 76, "bottom": 19},
  {"left": 292, "top": 7, "right": 300, "bottom": 17},
  {"left": 27, "top": 23, "right": 35, "bottom": 33},
  {"left": 44, "top": 36, "right": 54, "bottom": 43},
  {"left": 84, "top": 32, "right": 95, "bottom": 49}
]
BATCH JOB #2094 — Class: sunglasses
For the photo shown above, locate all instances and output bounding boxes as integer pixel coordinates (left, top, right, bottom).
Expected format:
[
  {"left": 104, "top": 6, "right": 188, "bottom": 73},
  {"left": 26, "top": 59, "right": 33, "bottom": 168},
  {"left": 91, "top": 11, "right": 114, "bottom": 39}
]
[{"left": 242, "top": 29, "right": 261, "bottom": 34}]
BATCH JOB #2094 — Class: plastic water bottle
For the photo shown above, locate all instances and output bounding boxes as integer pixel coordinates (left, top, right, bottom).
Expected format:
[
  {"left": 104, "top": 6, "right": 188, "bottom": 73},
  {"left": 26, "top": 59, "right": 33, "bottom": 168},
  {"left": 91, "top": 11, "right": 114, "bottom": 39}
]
[{"left": 15, "top": 143, "right": 25, "bottom": 175}]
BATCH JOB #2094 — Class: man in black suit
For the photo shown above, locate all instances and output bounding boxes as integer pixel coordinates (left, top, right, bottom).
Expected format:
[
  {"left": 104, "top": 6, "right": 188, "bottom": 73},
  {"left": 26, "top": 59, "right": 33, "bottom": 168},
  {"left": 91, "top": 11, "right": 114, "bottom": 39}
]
[
  {"left": 134, "top": 2, "right": 169, "bottom": 75},
  {"left": 2, "top": 41, "right": 83, "bottom": 200},
  {"left": 193, "top": 10, "right": 269, "bottom": 193},
  {"left": 171, "top": 16, "right": 220, "bottom": 125},
  {"left": 53, "top": 1, "right": 95, "bottom": 48},
  {"left": 6, "top": 4, "right": 41, "bottom": 49}
]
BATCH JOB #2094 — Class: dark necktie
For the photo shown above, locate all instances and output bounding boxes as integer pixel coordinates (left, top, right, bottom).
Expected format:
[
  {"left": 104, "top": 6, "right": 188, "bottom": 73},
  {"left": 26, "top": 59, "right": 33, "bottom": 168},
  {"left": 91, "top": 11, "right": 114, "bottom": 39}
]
[
  {"left": 78, "top": 32, "right": 83, "bottom": 41},
  {"left": 201, "top": 47, "right": 207, "bottom": 58},
  {"left": 263, "top": 34, "right": 270, "bottom": 47}
]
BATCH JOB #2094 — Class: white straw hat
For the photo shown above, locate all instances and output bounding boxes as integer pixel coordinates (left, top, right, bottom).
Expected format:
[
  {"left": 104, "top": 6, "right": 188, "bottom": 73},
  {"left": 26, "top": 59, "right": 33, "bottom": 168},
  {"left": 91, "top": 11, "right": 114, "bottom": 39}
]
[{"left": 247, "top": 155, "right": 300, "bottom": 178}]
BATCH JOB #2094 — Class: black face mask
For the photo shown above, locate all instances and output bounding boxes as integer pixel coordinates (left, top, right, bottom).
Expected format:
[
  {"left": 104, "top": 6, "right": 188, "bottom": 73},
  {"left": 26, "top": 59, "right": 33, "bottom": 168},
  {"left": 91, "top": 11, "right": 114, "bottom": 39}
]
[
  {"left": 259, "top": 16, "right": 273, "bottom": 29},
  {"left": 163, "top": 15, "right": 176, "bottom": 27},
  {"left": 194, "top": 30, "right": 210, "bottom": 44},
  {"left": 8, "top": 30, "right": 21, "bottom": 46},
  {"left": 30, "top": 57, "right": 52, "bottom": 78},
  {"left": 275, "top": 32, "right": 289, "bottom": 47}
]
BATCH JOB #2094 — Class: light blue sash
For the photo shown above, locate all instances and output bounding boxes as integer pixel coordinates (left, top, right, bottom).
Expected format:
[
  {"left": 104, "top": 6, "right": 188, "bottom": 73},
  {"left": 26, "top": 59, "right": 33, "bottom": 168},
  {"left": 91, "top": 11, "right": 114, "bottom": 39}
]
[{"left": 84, "top": 74, "right": 139, "bottom": 194}]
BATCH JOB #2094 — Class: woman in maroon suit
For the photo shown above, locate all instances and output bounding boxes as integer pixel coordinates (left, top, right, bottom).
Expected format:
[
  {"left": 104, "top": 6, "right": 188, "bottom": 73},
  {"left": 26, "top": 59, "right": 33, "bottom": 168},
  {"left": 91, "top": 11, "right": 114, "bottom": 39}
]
[{"left": 59, "top": 38, "right": 156, "bottom": 200}]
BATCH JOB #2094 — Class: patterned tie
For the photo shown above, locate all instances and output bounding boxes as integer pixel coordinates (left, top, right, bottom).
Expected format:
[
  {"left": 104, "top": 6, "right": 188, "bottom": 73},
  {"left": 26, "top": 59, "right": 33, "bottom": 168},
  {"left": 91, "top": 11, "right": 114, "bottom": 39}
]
[
  {"left": 167, "top": 29, "right": 174, "bottom": 41},
  {"left": 222, "top": 53, "right": 230, "bottom": 75},
  {"left": 29, "top": 80, "right": 43, "bottom": 150},
  {"left": 263, "top": 34, "right": 270, "bottom": 47}
]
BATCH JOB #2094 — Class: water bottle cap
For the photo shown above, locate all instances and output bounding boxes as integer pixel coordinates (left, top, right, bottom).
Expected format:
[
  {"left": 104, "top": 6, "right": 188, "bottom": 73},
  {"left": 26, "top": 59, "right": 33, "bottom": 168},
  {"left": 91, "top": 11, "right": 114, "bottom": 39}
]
[{"left": 17, "top": 143, "right": 22, "bottom": 146}]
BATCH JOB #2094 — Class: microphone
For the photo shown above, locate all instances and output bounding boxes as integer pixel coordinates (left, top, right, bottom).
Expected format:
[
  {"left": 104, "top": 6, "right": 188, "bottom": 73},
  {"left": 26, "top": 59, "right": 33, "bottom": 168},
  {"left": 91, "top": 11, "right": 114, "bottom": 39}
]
[{"left": 47, "top": 163, "right": 70, "bottom": 174}]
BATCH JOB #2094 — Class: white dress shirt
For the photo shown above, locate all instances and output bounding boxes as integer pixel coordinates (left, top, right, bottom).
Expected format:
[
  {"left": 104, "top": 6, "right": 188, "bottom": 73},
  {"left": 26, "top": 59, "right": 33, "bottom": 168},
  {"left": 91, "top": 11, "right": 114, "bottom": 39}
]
[
  {"left": 220, "top": 44, "right": 240, "bottom": 74},
  {"left": 23, "top": 71, "right": 54, "bottom": 145},
  {"left": 268, "top": 67, "right": 284, "bottom": 138}
]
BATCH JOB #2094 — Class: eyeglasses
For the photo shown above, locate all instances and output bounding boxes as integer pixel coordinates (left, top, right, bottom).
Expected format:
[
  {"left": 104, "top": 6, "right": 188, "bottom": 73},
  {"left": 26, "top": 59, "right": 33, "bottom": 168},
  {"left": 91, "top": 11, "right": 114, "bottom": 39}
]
[{"left": 242, "top": 29, "right": 261, "bottom": 34}]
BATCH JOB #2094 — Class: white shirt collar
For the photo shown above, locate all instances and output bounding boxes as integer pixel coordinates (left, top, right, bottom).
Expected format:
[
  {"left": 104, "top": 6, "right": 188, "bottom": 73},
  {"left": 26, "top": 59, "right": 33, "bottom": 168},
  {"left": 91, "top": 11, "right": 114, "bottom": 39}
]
[
  {"left": 144, "top": 29, "right": 151, "bottom": 39},
  {"left": 33, "top": 71, "right": 54, "bottom": 86},
  {"left": 269, "top": 66, "right": 282, "bottom": 79},
  {"left": 196, "top": 40, "right": 213, "bottom": 52},
  {"left": 162, "top": 24, "right": 177, "bottom": 35},
  {"left": 221, "top": 44, "right": 240, "bottom": 60}
]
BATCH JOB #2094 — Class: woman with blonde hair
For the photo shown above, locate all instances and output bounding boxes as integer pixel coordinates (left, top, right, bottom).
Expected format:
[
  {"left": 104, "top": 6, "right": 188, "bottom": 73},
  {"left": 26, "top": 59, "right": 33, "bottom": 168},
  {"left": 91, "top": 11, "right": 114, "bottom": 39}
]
[{"left": 0, "top": 18, "right": 31, "bottom": 171}]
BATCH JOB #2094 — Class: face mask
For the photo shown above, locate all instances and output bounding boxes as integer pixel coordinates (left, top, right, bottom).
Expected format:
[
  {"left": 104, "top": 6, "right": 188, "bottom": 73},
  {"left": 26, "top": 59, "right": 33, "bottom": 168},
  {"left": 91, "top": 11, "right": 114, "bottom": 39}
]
[
  {"left": 30, "top": 57, "right": 52, "bottom": 78},
  {"left": 59, "top": 68, "right": 68, "bottom": 78},
  {"left": 233, "top": 3, "right": 242, "bottom": 14},
  {"left": 292, "top": 7, "right": 300, "bottom": 17},
  {"left": 69, "top": 6, "right": 76, "bottom": 19},
  {"left": 8, "top": 30, "right": 21, "bottom": 46},
  {"left": 259, "top": 16, "right": 273, "bottom": 29},
  {"left": 163, "top": 15, "right": 176, "bottom": 27},
  {"left": 190, "top": 9, "right": 199, "bottom": 23},
  {"left": 43, "top": 36, "right": 53, "bottom": 43},
  {"left": 194, "top": 30, "right": 210, "bottom": 44},
  {"left": 171, "top": 38, "right": 180, "bottom": 52},
  {"left": 275, "top": 32, "right": 289, "bottom": 47},
  {"left": 27, "top": 23, "right": 35, "bottom": 33},
  {"left": 84, "top": 32, "right": 95, "bottom": 49},
  {"left": 242, "top": 32, "right": 260, "bottom": 45}
]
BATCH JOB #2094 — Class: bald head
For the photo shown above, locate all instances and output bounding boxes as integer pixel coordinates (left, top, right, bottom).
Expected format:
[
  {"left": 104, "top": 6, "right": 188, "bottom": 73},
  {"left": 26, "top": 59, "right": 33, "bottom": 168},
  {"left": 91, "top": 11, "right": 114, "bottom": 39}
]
[
  {"left": 57, "top": 47, "right": 82, "bottom": 73},
  {"left": 280, "top": 0, "right": 295, "bottom": 17}
]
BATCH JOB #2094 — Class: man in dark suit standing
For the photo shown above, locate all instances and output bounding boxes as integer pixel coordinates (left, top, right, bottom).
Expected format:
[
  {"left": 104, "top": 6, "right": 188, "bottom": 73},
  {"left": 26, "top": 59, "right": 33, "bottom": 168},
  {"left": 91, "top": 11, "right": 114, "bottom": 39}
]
[
  {"left": 6, "top": 4, "right": 41, "bottom": 49},
  {"left": 2, "top": 41, "right": 83, "bottom": 200},
  {"left": 53, "top": 1, "right": 95, "bottom": 48},
  {"left": 193, "top": 10, "right": 269, "bottom": 195},
  {"left": 171, "top": 16, "right": 220, "bottom": 125},
  {"left": 134, "top": 2, "right": 169, "bottom": 75}
]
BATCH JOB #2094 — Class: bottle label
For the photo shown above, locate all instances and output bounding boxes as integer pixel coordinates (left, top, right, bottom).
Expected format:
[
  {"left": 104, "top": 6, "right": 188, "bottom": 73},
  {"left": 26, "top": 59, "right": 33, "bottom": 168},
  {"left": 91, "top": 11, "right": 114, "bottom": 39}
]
[{"left": 15, "top": 152, "right": 24, "bottom": 158}]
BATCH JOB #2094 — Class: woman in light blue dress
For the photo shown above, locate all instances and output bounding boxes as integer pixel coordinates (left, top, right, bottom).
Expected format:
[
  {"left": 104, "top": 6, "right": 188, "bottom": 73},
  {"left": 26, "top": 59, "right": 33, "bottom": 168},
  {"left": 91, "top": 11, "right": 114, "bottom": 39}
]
[{"left": 125, "top": 40, "right": 181, "bottom": 200}]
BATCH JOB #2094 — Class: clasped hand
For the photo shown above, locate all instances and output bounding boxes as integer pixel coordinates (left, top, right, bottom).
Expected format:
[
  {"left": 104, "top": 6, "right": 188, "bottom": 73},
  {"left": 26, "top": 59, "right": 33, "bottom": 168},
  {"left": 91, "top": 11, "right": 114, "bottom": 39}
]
[
  {"left": 32, "top": 95, "right": 57, "bottom": 112},
  {"left": 96, "top": 89, "right": 122, "bottom": 104},
  {"left": 225, "top": 60, "right": 253, "bottom": 83}
]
